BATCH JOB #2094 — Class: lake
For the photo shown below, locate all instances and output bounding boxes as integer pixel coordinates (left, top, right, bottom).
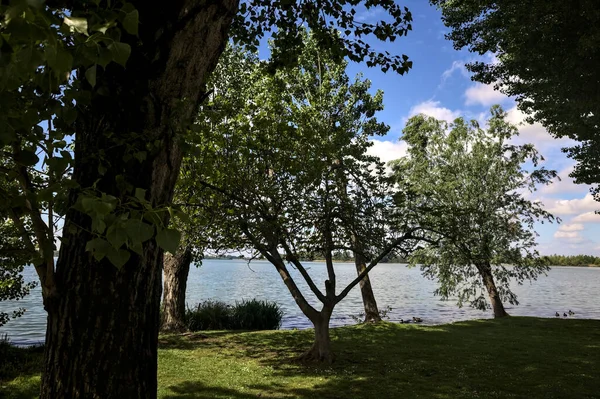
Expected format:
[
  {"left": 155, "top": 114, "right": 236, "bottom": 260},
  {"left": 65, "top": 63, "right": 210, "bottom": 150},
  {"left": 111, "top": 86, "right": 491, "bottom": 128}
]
[{"left": 1, "top": 260, "right": 599, "bottom": 345}]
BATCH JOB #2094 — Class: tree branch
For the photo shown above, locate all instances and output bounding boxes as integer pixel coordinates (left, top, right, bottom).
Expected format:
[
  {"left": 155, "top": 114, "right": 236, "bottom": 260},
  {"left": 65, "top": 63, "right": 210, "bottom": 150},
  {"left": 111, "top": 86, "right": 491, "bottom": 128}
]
[
  {"left": 239, "top": 221, "right": 319, "bottom": 320},
  {"left": 335, "top": 229, "right": 420, "bottom": 304},
  {"left": 278, "top": 237, "right": 327, "bottom": 303}
]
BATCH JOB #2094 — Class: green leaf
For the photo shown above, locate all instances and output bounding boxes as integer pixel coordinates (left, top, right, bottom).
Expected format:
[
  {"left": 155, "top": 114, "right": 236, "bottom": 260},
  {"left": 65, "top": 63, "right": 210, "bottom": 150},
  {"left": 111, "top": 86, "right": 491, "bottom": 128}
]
[
  {"left": 64, "top": 17, "right": 89, "bottom": 36},
  {"left": 122, "top": 10, "right": 139, "bottom": 35},
  {"left": 129, "top": 241, "right": 144, "bottom": 255},
  {"left": 134, "top": 188, "right": 146, "bottom": 201},
  {"left": 15, "top": 149, "right": 38, "bottom": 166},
  {"left": 156, "top": 228, "right": 181, "bottom": 254},
  {"left": 124, "top": 219, "right": 154, "bottom": 242},
  {"left": 85, "top": 238, "right": 111, "bottom": 261},
  {"left": 85, "top": 64, "right": 97, "bottom": 87},
  {"left": 53, "top": 48, "right": 73, "bottom": 73},
  {"left": 106, "top": 247, "right": 131, "bottom": 269},
  {"left": 106, "top": 223, "right": 127, "bottom": 248},
  {"left": 108, "top": 42, "right": 131, "bottom": 67}
]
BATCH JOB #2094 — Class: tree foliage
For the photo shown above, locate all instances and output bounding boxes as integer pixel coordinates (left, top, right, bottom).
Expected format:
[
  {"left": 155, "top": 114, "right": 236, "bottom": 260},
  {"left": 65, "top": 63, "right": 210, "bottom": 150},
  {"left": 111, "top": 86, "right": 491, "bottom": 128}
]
[
  {"left": 188, "top": 36, "right": 419, "bottom": 360},
  {"left": 392, "top": 106, "right": 556, "bottom": 311},
  {"left": 543, "top": 254, "right": 600, "bottom": 267},
  {"left": 431, "top": 0, "right": 600, "bottom": 202},
  {"left": 1, "top": 0, "right": 416, "bottom": 393}
]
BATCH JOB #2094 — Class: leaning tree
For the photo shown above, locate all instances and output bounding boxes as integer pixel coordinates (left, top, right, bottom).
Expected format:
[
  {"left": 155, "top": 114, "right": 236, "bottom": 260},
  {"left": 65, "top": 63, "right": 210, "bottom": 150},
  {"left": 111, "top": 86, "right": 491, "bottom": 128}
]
[
  {"left": 191, "top": 35, "right": 421, "bottom": 362},
  {"left": 0, "top": 1, "right": 414, "bottom": 396},
  {"left": 391, "top": 106, "right": 556, "bottom": 317}
]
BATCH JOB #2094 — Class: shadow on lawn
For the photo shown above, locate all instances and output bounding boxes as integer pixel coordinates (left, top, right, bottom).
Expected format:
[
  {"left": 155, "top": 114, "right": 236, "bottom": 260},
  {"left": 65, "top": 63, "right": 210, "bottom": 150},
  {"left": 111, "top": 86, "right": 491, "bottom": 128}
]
[
  {"left": 160, "top": 317, "right": 600, "bottom": 399},
  {"left": 0, "top": 344, "right": 43, "bottom": 399}
]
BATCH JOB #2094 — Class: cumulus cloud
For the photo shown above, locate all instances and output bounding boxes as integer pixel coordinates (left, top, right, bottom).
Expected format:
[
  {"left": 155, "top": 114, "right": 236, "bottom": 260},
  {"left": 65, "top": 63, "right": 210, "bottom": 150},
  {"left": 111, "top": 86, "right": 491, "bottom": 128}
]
[
  {"left": 554, "top": 230, "right": 581, "bottom": 239},
  {"left": 543, "top": 193, "right": 599, "bottom": 216},
  {"left": 557, "top": 223, "right": 584, "bottom": 232},
  {"left": 367, "top": 139, "right": 407, "bottom": 165},
  {"left": 538, "top": 164, "right": 590, "bottom": 197},
  {"left": 408, "top": 100, "right": 461, "bottom": 123},
  {"left": 464, "top": 83, "right": 508, "bottom": 107},
  {"left": 572, "top": 212, "right": 600, "bottom": 223},
  {"left": 553, "top": 222, "right": 587, "bottom": 243}
]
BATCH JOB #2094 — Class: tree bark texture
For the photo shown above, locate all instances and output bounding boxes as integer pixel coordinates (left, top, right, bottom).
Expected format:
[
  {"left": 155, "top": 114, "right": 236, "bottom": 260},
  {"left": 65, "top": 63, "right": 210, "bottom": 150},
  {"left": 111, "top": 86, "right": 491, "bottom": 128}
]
[
  {"left": 301, "top": 306, "right": 335, "bottom": 363},
  {"left": 161, "top": 247, "right": 193, "bottom": 332},
  {"left": 477, "top": 262, "right": 509, "bottom": 318},
  {"left": 41, "top": 1, "right": 238, "bottom": 398},
  {"left": 354, "top": 252, "right": 381, "bottom": 323}
]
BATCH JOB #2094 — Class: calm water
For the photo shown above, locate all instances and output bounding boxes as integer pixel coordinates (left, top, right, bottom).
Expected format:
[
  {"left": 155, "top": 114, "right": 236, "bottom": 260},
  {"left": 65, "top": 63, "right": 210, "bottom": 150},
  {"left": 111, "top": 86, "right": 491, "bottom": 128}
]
[{"left": 1, "top": 260, "right": 599, "bottom": 345}]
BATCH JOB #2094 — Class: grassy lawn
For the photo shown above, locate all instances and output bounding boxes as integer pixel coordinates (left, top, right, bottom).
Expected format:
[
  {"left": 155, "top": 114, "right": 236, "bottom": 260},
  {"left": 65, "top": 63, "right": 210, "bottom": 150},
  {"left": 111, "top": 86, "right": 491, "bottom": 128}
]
[{"left": 2, "top": 317, "right": 599, "bottom": 398}]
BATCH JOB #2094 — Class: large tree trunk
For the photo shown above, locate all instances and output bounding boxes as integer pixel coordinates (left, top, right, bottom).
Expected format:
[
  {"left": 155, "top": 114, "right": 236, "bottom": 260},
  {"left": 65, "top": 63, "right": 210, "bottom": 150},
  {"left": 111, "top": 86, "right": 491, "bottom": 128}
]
[
  {"left": 161, "top": 247, "right": 193, "bottom": 332},
  {"left": 354, "top": 252, "right": 381, "bottom": 323},
  {"left": 301, "top": 306, "right": 335, "bottom": 363},
  {"left": 477, "top": 262, "right": 509, "bottom": 318},
  {"left": 40, "top": 2, "right": 237, "bottom": 398}
]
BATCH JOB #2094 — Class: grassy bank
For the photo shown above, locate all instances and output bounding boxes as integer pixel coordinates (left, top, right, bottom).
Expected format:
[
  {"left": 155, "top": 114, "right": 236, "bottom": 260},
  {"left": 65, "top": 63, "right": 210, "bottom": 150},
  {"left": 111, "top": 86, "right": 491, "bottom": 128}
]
[{"left": 2, "top": 317, "right": 599, "bottom": 398}]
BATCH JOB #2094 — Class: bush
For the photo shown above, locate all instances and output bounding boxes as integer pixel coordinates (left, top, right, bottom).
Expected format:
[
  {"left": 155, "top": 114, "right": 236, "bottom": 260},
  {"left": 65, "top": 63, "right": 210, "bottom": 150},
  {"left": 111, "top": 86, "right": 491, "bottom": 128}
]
[
  {"left": 0, "top": 335, "right": 44, "bottom": 381},
  {"left": 185, "top": 300, "right": 231, "bottom": 331},
  {"left": 185, "top": 299, "right": 283, "bottom": 331},
  {"left": 230, "top": 299, "right": 283, "bottom": 330}
]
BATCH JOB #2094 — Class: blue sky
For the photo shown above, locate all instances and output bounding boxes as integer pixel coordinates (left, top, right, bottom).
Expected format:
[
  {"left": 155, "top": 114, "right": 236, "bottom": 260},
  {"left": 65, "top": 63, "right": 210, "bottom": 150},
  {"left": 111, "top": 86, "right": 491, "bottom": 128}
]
[{"left": 267, "top": 1, "right": 600, "bottom": 255}]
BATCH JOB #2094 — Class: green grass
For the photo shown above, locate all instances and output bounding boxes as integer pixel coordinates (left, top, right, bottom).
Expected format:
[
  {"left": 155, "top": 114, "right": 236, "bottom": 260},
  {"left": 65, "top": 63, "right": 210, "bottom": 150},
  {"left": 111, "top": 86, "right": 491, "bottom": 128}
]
[{"left": 2, "top": 317, "right": 600, "bottom": 398}]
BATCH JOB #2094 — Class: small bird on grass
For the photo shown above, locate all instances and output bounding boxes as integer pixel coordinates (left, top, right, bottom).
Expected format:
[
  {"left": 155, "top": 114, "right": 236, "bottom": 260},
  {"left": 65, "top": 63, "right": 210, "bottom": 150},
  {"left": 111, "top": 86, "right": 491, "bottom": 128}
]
[
  {"left": 555, "top": 312, "right": 560, "bottom": 317},
  {"left": 568, "top": 310, "right": 575, "bottom": 316},
  {"left": 413, "top": 317, "right": 423, "bottom": 323},
  {"left": 563, "top": 312, "right": 568, "bottom": 317}
]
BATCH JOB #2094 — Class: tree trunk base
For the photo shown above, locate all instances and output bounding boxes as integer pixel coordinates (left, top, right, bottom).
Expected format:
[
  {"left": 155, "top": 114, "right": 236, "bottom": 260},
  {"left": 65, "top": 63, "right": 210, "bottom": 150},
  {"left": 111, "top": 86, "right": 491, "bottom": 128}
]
[
  {"left": 298, "top": 344, "right": 336, "bottom": 364},
  {"left": 363, "top": 313, "right": 382, "bottom": 323}
]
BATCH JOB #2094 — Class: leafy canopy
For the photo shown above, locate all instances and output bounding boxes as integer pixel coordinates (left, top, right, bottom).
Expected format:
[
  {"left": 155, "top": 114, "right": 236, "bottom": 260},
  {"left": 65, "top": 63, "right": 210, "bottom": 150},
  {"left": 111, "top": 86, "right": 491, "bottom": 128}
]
[
  {"left": 188, "top": 34, "right": 418, "bottom": 312},
  {"left": 0, "top": 0, "right": 415, "bottom": 276},
  {"left": 431, "top": 0, "right": 600, "bottom": 202},
  {"left": 392, "top": 106, "right": 556, "bottom": 310}
]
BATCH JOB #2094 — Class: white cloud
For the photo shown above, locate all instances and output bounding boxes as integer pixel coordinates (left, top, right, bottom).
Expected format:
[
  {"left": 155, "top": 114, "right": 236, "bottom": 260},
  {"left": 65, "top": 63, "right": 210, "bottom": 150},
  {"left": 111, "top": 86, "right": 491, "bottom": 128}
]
[
  {"left": 464, "top": 83, "right": 508, "bottom": 107},
  {"left": 505, "top": 107, "right": 554, "bottom": 144},
  {"left": 557, "top": 223, "right": 584, "bottom": 232},
  {"left": 367, "top": 139, "right": 407, "bottom": 165},
  {"left": 440, "top": 61, "right": 468, "bottom": 87},
  {"left": 543, "top": 193, "right": 599, "bottom": 216},
  {"left": 538, "top": 164, "right": 589, "bottom": 197},
  {"left": 572, "top": 212, "right": 600, "bottom": 223},
  {"left": 408, "top": 100, "right": 461, "bottom": 123},
  {"left": 554, "top": 230, "right": 581, "bottom": 239}
]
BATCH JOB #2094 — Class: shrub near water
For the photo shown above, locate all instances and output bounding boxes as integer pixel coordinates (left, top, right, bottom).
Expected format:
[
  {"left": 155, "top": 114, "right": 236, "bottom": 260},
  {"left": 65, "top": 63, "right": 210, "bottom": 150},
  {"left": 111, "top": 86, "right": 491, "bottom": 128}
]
[
  {"left": 230, "top": 299, "right": 283, "bottom": 330},
  {"left": 185, "top": 299, "right": 283, "bottom": 331}
]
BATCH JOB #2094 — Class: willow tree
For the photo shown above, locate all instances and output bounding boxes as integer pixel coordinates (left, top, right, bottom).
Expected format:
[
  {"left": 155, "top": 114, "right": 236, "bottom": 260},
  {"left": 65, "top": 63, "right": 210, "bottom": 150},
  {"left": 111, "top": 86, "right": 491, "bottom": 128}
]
[
  {"left": 0, "top": 0, "right": 414, "bottom": 396},
  {"left": 392, "top": 106, "right": 556, "bottom": 318},
  {"left": 192, "top": 37, "right": 420, "bottom": 362}
]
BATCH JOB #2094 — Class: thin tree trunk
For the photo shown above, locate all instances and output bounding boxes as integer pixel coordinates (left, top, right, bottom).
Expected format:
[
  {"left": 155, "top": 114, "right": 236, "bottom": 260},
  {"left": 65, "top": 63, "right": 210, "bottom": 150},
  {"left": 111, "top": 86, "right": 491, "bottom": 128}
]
[
  {"left": 354, "top": 250, "right": 381, "bottom": 323},
  {"left": 40, "top": 2, "right": 237, "bottom": 398},
  {"left": 478, "top": 262, "right": 509, "bottom": 318},
  {"left": 161, "top": 247, "right": 193, "bottom": 332},
  {"left": 301, "top": 305, "right": 335, "bottom": 363}
]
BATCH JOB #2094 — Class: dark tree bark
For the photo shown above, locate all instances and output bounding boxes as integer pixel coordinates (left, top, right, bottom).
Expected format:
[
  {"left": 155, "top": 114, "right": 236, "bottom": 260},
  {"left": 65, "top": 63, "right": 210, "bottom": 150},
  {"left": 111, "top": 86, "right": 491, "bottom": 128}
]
[
  {"left": 354, "top": 250, "right": 381, "bottom": 323},
  {"left": 161, "top": 247, "right": 193, "bottom": 332},
  {"left": 41, "top": 1, "right": 238, "bottom": 398},
  {"left": 477, "top": 262, "right": 509, "bottom": 318}
]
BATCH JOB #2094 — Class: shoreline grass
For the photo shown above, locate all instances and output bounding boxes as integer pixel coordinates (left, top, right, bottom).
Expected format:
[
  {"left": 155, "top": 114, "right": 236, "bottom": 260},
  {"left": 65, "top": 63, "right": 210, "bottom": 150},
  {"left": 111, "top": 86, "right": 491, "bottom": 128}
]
[{"left": 2, "top": 317, "right": 599, "bottom": 398}]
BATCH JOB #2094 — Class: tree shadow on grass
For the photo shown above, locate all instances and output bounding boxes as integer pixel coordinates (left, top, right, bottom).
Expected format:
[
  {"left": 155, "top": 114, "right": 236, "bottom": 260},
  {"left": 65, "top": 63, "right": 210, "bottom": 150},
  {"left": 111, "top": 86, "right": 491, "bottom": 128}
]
[
  {"left": 0, "top": 344, "right": 43, "bottom": 399},
  {"left": 159, "top": 317, "right": 600, "bottom": 399},
  {"left": 162, "top": 381, "right": 257, "bottom": 399}
]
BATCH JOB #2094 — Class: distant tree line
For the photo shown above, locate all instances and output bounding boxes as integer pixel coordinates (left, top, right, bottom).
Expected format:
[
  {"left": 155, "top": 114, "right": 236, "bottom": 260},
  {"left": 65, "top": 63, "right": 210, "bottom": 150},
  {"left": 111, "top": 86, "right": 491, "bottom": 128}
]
[{"left": 543, "top": 255, "right": 600, "bottom": 267}]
